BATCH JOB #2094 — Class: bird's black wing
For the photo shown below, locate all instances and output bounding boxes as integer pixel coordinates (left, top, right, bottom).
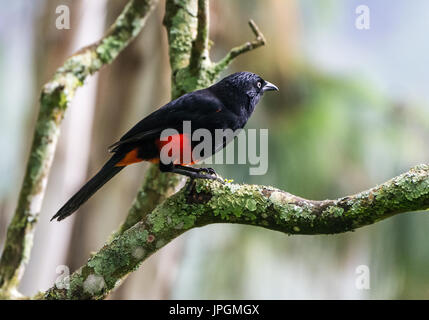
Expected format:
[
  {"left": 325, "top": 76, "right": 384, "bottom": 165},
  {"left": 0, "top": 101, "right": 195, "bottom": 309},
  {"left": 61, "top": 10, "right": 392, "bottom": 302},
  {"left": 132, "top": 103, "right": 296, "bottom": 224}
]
[
  {"left": 108, "top": 89, "right": 225, "bottom": 152},
  {"left": 108, "top": 128, "right": 162, "bottom": 152}
]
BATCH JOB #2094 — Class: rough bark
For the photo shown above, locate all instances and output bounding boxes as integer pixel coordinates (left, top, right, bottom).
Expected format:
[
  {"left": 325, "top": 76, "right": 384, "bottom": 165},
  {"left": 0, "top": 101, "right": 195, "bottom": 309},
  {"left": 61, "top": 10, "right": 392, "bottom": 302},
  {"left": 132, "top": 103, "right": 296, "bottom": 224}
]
[
  {"left": 41, "top": 164, "right": 429, "bottom": 299},
  {"left": 0, "top": 0, "right": 158, "bottom": 298}
]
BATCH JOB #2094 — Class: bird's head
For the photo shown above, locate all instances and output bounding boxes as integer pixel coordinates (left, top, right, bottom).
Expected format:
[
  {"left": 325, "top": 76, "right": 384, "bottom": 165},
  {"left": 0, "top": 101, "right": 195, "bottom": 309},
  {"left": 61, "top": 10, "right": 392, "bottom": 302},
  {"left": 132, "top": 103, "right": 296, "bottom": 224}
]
[
  {"left": 225, "top": 71, "right": 278, "bottom": 95},
  {"left": 211, "top": 71, "right": 278, "bottom": 114}
]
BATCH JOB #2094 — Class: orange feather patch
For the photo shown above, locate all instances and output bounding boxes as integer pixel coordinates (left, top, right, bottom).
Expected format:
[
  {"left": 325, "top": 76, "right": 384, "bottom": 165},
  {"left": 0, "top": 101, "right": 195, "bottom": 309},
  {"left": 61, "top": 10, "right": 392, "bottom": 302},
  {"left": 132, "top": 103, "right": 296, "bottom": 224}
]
[{"left": 116, "top": 148, "right": 143, "bottom": 166}]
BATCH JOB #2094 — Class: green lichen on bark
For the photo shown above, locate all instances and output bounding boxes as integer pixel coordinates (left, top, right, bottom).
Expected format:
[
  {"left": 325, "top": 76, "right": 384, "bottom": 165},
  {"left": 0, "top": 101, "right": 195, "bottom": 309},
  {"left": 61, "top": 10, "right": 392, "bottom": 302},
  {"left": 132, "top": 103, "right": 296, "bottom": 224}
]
[
  {"left": 0, "top": 0, "right": 158, "bottom": 297},
  {"left": 113, "top": 165, "right": 182, "bottom": 237},
  {"left": 44, "top": 210, "right": 187, "bottom": 300},
  {"left": 96, "top": 0, "right": 157, "bottom": 63},
  {"left": 40, "top": 164, "right": 429, "bottom": 299},
  {"left": 45, "top": 223, "right": 152, "bottom": 299},
  {"left": 164, "top": 0, "right": 198, "bottom": 76},
  {"left": 135, "top": 164, "right": 429, "bottom": 236}
]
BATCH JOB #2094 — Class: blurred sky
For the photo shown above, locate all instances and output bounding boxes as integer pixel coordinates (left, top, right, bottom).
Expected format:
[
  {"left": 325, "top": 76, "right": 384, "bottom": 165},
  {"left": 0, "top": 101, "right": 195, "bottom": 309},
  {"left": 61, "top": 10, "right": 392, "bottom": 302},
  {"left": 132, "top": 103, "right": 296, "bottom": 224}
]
[{"left": 300, "top": 0, "right": 429, "bottom": 102}]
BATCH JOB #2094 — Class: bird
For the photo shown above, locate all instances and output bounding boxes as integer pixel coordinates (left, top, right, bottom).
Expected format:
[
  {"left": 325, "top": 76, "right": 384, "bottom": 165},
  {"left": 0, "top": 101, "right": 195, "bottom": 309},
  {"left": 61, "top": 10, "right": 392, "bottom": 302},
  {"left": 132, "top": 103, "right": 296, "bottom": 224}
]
[{"left": 51, "top": 71, "right": 278, "bottom": 221}]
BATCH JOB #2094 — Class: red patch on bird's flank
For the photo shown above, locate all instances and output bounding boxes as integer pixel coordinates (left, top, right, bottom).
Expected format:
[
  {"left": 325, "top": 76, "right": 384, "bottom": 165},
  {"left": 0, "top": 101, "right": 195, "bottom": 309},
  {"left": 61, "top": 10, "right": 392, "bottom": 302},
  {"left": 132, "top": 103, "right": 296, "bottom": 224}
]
[
  {"left": 116, "top": 148, "right": 142, "bottom": 166},
  {"left": 155, "top": 133, "right": 195, "bottom": 165}
]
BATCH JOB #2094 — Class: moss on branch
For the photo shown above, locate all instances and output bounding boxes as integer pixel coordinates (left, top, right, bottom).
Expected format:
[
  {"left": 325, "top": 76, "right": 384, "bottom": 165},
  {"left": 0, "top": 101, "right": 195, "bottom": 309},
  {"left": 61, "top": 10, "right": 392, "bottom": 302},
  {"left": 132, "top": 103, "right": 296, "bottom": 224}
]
[{"left": 41, "top": 165, "right": 429, "bottom": 299}]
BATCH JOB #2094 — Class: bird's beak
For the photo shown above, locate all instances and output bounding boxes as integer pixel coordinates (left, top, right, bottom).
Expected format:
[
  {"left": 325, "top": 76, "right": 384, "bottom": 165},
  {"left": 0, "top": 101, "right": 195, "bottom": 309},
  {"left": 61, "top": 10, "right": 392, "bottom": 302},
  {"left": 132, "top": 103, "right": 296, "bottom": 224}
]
[{"left": 263, "top": 81, "right": 279, "bottom": 92}]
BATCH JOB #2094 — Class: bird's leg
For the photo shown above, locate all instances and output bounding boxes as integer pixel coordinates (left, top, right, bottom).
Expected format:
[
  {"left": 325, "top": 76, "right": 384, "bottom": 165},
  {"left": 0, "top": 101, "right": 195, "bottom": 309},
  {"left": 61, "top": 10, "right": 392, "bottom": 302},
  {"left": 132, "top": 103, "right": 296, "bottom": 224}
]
[
  {"left": 174, "top": 165, "right": 223, "bottom": 183},
  {"left": 159, "top": 163, "right": 223, "bottom": 183},
  {"left": 168, "top": 165, "right": 223, "bottom": 192},
  {"left": 175, "top": 165, "right": 218, "bottom": 176},
  {"left": 197, "top": 167, "right": 217, "bottom": 175},
  {"left": 171, "top": 166, "right": 221, "bottom": 181}
]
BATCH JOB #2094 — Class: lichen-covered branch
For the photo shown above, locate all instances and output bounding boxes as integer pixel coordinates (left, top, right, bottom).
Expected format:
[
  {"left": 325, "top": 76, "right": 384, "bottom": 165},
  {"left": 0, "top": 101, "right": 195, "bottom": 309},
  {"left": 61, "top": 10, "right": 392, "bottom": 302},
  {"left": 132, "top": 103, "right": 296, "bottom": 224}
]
[
  {"left": 41, "top": 165, "right": 429, "bottom": 299},
  {"left": 112, "top": 164, "right": 182, "bottom": 237},
  {"left": 163, "top": 0, "right": 198, "bottom": 83},
  {"left": 189, "top": 0, "right": 209, "bottom": 71},
  {"left": 116, "top": 0, "right": 268, "bottom": 236},
  {"left": 213, "top": 19, "right": 266, "bottom": 74},
  {"left": 0, "top": 0, "right": 158, "bottom": 296}
]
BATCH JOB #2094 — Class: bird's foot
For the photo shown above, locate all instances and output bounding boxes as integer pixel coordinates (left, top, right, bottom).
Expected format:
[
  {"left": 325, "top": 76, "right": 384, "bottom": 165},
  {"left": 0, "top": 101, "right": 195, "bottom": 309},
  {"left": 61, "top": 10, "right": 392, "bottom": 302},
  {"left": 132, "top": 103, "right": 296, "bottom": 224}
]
[
  {"left": 197, "top": 167, "right": 217, "bottom": 175},
  {"left": 196, "top": 167, "right": 224, "bottom": 183}
]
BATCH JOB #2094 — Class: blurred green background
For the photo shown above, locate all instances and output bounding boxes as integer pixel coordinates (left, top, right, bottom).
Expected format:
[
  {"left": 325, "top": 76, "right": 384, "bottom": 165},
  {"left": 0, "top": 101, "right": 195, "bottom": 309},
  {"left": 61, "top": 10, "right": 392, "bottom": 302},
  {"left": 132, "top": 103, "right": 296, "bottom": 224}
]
[{"left": 0, "top": 0, "right": 428, "bottom": 299}]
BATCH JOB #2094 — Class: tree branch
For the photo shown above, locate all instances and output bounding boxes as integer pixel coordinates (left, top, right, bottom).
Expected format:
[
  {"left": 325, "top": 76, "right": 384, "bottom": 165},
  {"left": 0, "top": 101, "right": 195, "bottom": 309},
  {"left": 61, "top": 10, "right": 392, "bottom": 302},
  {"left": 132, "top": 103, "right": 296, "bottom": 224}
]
[
  {"left": 189, "top": 0, "right": 210, "bottom": 71},
  {"left": 0, "top": 0, "right": 158, "bottom": 297},
  {"left": 41, "top": 164, "right": 429, "bottom": 299},
  {"left": 214, "top": 19, "right": 266, "bottom": 74},
  {"left": 112, "top": 164, "right": 183, "bottom": 238}
]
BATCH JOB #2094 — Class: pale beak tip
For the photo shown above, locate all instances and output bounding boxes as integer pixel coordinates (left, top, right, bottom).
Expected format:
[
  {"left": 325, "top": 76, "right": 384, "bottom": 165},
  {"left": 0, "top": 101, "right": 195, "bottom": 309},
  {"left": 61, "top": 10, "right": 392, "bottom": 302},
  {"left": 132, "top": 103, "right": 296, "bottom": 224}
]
[{"left": 263, "top": 81, "right": 279, "bottom": 92}]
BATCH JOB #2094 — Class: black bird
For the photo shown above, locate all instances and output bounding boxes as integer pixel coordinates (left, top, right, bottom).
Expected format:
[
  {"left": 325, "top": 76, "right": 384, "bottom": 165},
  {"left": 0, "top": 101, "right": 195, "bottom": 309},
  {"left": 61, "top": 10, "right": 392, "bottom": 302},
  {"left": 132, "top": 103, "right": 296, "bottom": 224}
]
[{"left": 51, "top": 71, "right": 278, "bottom": 221}]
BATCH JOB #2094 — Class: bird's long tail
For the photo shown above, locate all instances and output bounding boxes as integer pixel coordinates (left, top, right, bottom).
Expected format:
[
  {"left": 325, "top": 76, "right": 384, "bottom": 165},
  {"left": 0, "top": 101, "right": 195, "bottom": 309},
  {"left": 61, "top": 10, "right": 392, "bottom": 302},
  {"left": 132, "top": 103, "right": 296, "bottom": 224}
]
[{"left": 51, "top": 155, "right": 124, "bottom": 221}]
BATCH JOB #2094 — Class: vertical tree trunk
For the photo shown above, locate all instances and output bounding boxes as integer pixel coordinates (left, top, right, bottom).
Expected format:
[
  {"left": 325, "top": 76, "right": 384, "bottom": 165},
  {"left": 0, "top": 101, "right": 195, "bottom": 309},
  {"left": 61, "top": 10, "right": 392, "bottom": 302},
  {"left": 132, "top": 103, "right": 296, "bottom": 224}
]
[{"left": 19, "top": 0, "right": 107, "bottom": 296}]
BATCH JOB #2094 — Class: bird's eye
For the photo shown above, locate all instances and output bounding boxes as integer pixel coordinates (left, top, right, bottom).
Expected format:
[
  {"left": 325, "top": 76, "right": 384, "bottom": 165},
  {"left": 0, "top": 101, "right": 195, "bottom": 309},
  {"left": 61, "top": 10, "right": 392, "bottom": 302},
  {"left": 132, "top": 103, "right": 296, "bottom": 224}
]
[{"left": 257, "top": 81, "right": 262, "bottom": 89}]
